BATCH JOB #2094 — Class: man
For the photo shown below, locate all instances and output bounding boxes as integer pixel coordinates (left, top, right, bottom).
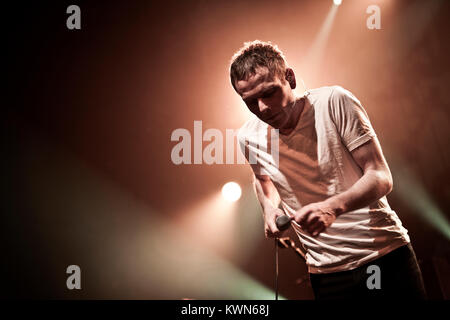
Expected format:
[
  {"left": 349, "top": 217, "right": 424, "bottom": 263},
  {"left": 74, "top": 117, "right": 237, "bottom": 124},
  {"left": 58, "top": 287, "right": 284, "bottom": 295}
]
[{"left": 230, "top": 40, "right": 426, "bottom": 299}]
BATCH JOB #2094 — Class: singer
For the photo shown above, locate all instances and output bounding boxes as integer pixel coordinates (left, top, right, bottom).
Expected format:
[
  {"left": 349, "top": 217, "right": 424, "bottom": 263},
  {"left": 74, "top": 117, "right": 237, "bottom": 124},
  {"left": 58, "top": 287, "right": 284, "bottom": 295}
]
[{"left": 230, "top": 40, "right": 426, "bottom": 299}]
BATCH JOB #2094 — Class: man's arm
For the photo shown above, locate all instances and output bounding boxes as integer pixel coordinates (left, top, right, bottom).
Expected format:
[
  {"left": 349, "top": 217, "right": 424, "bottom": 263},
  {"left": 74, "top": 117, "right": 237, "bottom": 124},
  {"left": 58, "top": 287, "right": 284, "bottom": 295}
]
[
  {"left": 294, "top": 137, "right": 393, "bottom": 236},
  {"left": 253, "top": 174, "right": 286, "bottom": 238},
  {"left": 253, "top": 174, "right": 281, "bottom": 211},
  {"left": 327, "top": 137, "right": 392, "bottom": 214}
]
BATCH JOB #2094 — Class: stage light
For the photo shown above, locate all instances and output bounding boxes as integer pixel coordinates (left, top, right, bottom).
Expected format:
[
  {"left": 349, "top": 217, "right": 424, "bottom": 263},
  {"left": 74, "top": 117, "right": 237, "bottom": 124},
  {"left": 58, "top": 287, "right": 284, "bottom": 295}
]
[
  {"left": 333, "top": 0, "right": 342, "bottom": 6},
  {"left": 222, "top": 182, "right": 242, "bottom": 202}
]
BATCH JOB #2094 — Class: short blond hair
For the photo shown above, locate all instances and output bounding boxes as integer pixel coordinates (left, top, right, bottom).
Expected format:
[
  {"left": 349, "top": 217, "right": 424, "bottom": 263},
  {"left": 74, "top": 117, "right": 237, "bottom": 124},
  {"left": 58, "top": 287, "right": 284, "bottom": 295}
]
[{"left": 229, "top": 40, "right": 287, "bottom": 91}]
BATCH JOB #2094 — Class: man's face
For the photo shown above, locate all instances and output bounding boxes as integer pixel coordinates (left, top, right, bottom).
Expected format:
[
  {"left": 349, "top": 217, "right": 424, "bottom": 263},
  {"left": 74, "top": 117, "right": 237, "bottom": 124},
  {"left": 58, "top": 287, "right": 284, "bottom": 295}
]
[{"left": 235, "top": 66, "right": 295, "bottom": 129}]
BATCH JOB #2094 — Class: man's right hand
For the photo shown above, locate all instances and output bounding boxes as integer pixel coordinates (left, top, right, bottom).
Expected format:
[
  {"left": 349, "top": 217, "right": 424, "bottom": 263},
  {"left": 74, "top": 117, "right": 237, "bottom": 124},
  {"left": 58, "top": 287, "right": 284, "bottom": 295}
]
[{"left": 264, "top": 207, "right": 287, "bottom": 238}]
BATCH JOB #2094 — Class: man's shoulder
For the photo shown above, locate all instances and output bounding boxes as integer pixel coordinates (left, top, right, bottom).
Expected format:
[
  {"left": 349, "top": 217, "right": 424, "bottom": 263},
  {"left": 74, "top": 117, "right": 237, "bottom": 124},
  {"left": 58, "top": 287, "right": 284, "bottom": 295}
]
[
  {"left": 307, "top": 85, "right": 359, "bottom": 114},
  {"left": 237, "top": 116, "right": 267, "bottom": 144},
  {"left": 308, "top": 85, "right": 349, "bottom": 101}
]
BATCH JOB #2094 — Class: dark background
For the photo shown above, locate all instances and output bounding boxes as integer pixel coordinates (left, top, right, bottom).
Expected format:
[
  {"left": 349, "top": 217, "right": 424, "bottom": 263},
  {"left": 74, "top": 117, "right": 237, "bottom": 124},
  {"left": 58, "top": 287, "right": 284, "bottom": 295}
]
[{"left": 4, "top": 0, "right": 450, "bottom": 299}]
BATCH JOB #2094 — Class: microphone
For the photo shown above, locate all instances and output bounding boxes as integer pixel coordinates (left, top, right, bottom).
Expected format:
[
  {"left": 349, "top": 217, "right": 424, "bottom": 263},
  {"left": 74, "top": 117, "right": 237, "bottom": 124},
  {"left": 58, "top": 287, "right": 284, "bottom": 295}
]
[{"left": 276, "top": 215, "right": 293, "bottom": 231}]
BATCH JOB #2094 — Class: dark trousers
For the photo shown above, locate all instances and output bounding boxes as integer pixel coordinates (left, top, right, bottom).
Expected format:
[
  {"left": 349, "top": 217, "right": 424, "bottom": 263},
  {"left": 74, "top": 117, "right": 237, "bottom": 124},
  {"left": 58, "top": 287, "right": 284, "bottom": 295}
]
[{"left": 309, "top": 243, "right": 427, "bottom": 300}]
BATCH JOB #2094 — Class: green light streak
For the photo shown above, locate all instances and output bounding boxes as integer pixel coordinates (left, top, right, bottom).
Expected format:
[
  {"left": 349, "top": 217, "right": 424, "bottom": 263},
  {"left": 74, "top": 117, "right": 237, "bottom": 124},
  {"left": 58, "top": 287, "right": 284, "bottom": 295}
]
[{"left": 395, "top": 166, "right": 450, "bottom": 239}]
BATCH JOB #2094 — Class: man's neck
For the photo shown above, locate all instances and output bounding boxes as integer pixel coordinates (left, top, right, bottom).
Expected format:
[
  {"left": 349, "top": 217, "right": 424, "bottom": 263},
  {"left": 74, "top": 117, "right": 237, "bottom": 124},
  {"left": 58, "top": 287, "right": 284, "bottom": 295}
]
[{"left": 279, "top": 97, "right": 305, "bottom": 136}]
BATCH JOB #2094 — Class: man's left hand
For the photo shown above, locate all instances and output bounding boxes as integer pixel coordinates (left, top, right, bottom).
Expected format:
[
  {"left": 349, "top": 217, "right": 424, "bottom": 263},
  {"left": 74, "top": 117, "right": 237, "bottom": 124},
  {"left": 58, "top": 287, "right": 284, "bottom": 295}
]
[{"left": 293, "top": 201, "right": 338, "bottom": 237}]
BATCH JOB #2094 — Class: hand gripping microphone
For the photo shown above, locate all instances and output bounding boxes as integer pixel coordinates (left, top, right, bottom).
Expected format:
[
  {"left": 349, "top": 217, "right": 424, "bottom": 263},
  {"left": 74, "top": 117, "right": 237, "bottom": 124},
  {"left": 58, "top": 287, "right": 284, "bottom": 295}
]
[{"left": 276, "top": 215, "right": 293, "bottom": 231}]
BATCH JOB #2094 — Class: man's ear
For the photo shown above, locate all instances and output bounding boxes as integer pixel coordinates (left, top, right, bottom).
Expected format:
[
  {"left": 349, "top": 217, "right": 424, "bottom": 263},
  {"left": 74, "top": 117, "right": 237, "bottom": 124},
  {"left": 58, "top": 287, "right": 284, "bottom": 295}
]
[{"left": 285, "top": 68, "right": 297, "bottom": 89}]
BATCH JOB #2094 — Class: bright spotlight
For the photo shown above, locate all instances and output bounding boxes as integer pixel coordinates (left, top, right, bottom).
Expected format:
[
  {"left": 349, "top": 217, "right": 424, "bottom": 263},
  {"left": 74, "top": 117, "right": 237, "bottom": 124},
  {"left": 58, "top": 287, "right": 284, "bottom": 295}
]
[
  {"left": 333, "top": 0, "right": 342, "bottom": 6},
  {"left": 222, "top": 182, "right": 242, "bottom": 202}
]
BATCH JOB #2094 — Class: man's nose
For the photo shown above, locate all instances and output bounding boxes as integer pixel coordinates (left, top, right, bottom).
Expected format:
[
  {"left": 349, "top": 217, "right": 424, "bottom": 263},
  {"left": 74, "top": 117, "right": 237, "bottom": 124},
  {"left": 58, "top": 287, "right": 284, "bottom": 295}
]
[{"left": 258, "top": 99, "right": 270, "bottom": 113}]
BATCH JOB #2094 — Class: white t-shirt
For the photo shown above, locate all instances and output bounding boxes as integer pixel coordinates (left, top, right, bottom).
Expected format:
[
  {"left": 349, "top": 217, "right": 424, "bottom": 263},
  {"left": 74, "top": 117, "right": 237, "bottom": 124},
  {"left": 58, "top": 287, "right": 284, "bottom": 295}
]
[{"left": 238, "top": 85, "right": 410, "bottom": 274}]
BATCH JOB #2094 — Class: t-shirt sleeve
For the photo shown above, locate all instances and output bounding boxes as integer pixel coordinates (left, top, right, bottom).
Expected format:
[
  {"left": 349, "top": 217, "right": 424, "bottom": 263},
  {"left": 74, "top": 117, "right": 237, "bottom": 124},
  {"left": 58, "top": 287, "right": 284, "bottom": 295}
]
[
  {"left": 237, "top": 125, "right": 270, "bottom": 176},
  {"left": 329, "top": 86, "right": 377, "bottom": 152}
]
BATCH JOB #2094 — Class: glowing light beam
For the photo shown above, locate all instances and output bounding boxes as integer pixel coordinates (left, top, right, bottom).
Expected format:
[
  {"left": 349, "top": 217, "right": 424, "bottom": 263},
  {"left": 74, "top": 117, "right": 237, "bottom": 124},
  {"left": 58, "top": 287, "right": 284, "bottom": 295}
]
[
  {"left": 300, "top": 2, "right": 339, "bottom": 83},
  {"left": 21, "top": 131, "right": 284, "bottom": 299},
  {"left": 395, "top": 166, "right": 450, "bottom": 240}
]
